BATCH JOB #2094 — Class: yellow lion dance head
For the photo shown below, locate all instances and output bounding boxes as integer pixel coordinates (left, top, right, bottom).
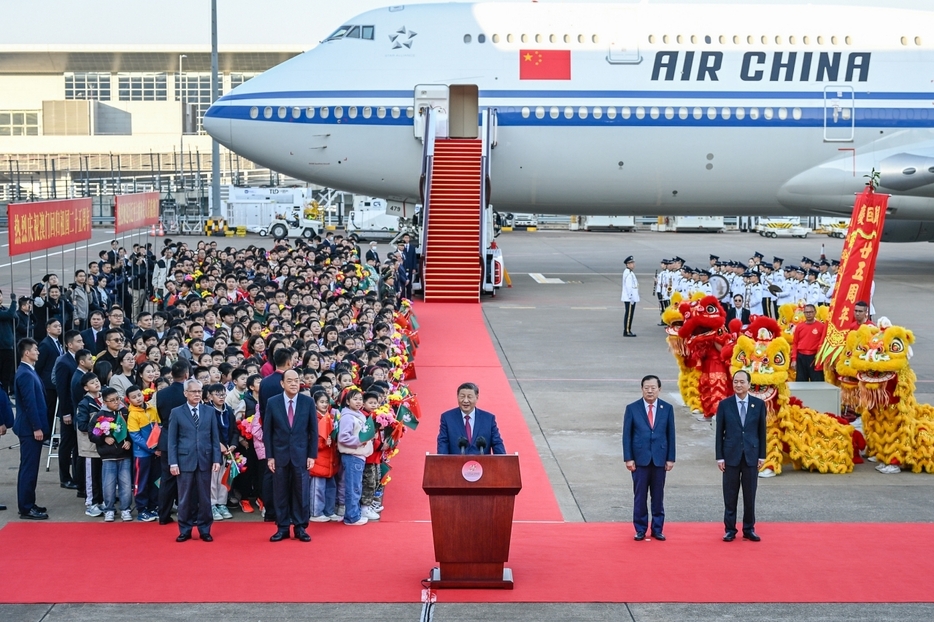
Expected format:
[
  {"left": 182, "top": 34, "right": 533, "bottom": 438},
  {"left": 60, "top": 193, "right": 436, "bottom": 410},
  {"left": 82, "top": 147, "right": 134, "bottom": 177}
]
[
  {"left": 730, "top": 317, "right": 790, "bottom": 414},
  {"left": 846, "top": 319, "right": 915, "bottom": 410}
]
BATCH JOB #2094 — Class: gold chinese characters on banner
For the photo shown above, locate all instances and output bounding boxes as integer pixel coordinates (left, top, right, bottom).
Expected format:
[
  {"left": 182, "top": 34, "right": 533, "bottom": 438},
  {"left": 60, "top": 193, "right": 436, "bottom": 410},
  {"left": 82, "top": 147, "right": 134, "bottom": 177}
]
[{"left": 114, "top": 192, "right": 160, "bottom": 234}]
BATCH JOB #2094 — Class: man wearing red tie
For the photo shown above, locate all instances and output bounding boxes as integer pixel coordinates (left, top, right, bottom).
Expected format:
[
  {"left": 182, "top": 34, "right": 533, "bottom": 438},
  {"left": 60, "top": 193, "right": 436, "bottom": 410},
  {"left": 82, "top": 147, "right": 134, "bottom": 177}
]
[{"left": 622, "top": 375, "right": 676, "bottom": 541}]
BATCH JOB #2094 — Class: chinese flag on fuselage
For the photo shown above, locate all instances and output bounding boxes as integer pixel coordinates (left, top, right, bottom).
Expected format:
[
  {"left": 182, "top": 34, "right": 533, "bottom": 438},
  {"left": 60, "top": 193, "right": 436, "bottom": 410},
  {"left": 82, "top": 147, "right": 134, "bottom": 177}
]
[{"left": 519, "top": 50, "right": 571, "bottom": 80}]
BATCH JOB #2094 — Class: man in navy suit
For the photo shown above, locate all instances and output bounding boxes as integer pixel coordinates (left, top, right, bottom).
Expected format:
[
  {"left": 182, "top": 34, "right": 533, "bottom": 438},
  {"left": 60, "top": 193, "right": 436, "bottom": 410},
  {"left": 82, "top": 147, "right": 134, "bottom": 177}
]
[
  {"left": 264, "top": 369, "right": 317, "bottom": 542},
  {"left": 52, "top": 330, "right": 84, "bottom": 489},
  {"left": 156, "top": 361, "right": 190, "bottom": 525},
  {"left": 437, "top": 383, "right": 506, "bottom": 455},
  {"left": 13, "top": 339, "right": 50, "bottom": 520},
  {"left": 35, "top": 318, "right": 63, "bottom": 431},
  {"left": 80, "top": 310, "right": 106, "bottom": 356},
  {"left": 715, "top": 370, "right": 767, "bottom": 542},
  {"left": 622, "top": 375, "right": 676, "bottom": 541},
  {"left": 168, "top": 378, "right": 222, "bottom": 542}
]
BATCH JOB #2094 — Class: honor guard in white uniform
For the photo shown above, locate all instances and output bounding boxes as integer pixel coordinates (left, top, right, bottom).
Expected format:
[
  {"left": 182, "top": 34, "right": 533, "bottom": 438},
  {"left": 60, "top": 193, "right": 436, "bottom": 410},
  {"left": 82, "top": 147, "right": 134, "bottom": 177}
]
[
  {"left": 745, "top": 272, "right": 765, "bottom": 316},
  {"left": 805, "top": 269, "right": 824, "bottom": 306},
  {"left": 621, "top": 256, "right": 639, "bottom": 337},
  {"left": 668, "top": 257, "right": 684, "bottom": 301},
  {"left": 696, "top": 270, "right": 713, "bottom": 296},
  {"left": 776, "top": 265, "right": 795, "bottom": 308},
  {"left": 655, "top": 258, "right": 668, "bottom": 321},
  {"left": 759, "top": 264, "right": 776, "bottom": 318},
  {"left": 816, "top": 260, "right": 833, "bottom": 306}
]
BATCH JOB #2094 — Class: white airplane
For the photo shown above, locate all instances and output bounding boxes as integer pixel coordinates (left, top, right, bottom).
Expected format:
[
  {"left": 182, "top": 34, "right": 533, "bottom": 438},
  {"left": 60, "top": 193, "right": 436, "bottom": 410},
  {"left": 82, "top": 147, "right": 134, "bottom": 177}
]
[{"left": 204, "top": 2, "right": 934, "bottom": 242}]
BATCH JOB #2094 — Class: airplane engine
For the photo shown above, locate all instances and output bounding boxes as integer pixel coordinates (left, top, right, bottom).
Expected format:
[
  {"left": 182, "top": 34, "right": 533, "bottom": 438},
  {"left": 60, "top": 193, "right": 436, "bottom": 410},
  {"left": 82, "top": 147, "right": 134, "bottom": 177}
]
[
  {"left": 879, "top": 154, "right": 934, "bottom": 193},
  {"left": 881, "top": 220, "right": 934, "bottom": 243}
]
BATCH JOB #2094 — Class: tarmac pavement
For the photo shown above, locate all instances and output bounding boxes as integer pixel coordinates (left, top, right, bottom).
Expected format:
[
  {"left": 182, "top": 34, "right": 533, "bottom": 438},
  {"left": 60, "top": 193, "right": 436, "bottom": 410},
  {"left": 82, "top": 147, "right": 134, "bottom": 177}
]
[{"left": 2, "top": 228, "right": 933, "bottom": 620}]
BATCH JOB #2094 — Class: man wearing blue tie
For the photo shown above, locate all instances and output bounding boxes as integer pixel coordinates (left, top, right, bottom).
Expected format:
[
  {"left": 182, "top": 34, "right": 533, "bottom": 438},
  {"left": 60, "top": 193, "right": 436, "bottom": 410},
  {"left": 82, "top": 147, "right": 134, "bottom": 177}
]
[
  {"left": 437, "top": 383, "right": 505, "bottom": 455},
  {"left": 622, "top": 375, "right": 675, "bottom": 541},
  {"left": 715, "top": 370, "right": 767, "bottom": 542}
]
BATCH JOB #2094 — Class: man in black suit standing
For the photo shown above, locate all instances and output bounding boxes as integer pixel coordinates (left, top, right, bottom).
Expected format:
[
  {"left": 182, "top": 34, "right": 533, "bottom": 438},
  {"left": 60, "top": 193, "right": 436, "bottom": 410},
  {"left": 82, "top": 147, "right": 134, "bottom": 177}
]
[
  {"left": 725, "top": 295, "right": 751, "bottom": 326},
  {"left": 36, "top": 318, "right": 63, "bottom": 431},
  {"left": 264, "top": 369, "right": 317, "bottom": 542},
  {"left": 168, "top": 378, "right": 221, "bottom": 542},
  {"left": 80, "top": 311, "right": 106, "bottom": 356},
  {"left": 715, "top": 370, "right": 767, "bottom": 542},
  {"left": 156, "top": 361, "right": 190, "bottom": 525},
  {"left": 53, "top": 330, "right": 84, "bottom": 489},
  {"left": 400, "top": 233, "right": 417, "bottom": 298},
  {"left": 365, "top": 241, "right": 380, "bottom": 264},
  {"left": 14, "top": 339, "right": 50, "bottom": 520}
]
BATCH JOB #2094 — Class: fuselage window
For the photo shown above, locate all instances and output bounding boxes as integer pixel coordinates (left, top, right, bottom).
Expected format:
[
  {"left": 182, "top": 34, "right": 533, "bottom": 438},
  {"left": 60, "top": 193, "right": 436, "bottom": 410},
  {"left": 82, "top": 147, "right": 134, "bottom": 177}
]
[
  {"left": 621, "top": 106, "right": 631, "bottom": 119},
  {"left": 320, "top": 107, "right": 330, "bottom": 119},
  {"left": 521, "top": 34, "right": 528, "bottom": 43},
  {"left": 346, "top": 26, "right": 361, "bottom": 39},
  {"left": 648, "top": 35, "right": 655, "bottom": 44},
  {"left": 291, "top": 107, "right": 301, "bottom": 119},
  {"left": 361, "top": 26, "right": 375, "bottom": 40},
  {"left": 578, "top": 106, "right": 588, "bottom": 119},
  {"left": 492, "top": 34, "right": 500, "bottom": 43},
  {"left": 564, "top": 106, "right": 573, "bottom": 119},
  {"left": 550, "top": 106, "right": 559, "bottom": 119},
  {"left": 521, "top": 107, "right": 530, "bottom": 118},
  {"left": 764, "top": 107, "right": 774, "bottom": 120},
  {"left": 636, "top": 106, "right": 645, "bottom": 119},
  {"left": 277, "top": 106, "right": 287, "bottom": 119},
  {"left": 593, "top": 106, "right": 603, "bottom": 119},
  {"left": 535, "top": 106, "right": 545, "bottom": 119},
  {"left": 507, "top": 34, "right": 514, "bottom": 43},
  {"left": 803, "top": 36, "right": 810, "bottom": 44},
  {"left": 678, "top": 107, "right": 688, "bottom": 120},
  {"left": 778, "top": 107, "right": 787, "bottom": 120},
  {"left": 607, "top": 107, "right": 617, "bottom": 120},
  {"left": 749, "top": 107, "right": 760, "bottom": 120},
  {"left": 706, "top": 107, "right": 716, "bottom": 120},
  {"left": 362, "top": 106, "right": 371, "bottom": 118},
  {"left": 376, "top": 106, "right": 386, "bottom": 119},
  {"left": 792, "top": 107, "right": 801, "bottom": 120},
  {"left": 249, "top": 106, "right": 258, "bottom": 119},
  {"left": 305, "top": 107, "right": 315, "bottom": 119},
  {"left": 478, "top": 34, "right": 486, "bottom": 43},
  {"left": 735, "top": 107, "right": 746, "bottom": 120},
  {"left": 464, "top": 34, "right": 472, "bottom": 43},
  {"left": 535, "top": 34, "right": 542, "bottom": 43},
  {"left": 664, "top": 106, "right": 674, "bottom": 120},
  {"left": 348, "top": 106, "right": 358, "bottom": 119},
  {"left": 406, "top": 107, "right": 414, "bottom": 118},
  {"left": 391, "top": 106, "right": 400, "bottom": 119},
  {"left": 693, "top": 107, "right": 702, "bottom": 120},
  {"left": 721, "top": 107, "right": 731, "bottom": 120},
  {"left": 334, "top": 106, "right": 343, "bottom": 118},
  {"left": 263, "top": 106, "right": 272, "bottom": 119},
  {"left": 649, "top": 106, "right": 659, "bottom": 119}
]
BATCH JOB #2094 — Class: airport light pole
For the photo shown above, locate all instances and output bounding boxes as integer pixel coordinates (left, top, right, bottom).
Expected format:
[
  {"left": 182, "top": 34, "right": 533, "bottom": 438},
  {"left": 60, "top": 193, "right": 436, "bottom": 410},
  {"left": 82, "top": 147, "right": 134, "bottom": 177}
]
[
  {"left": 179, "top": 54, "right": 187, "bottom": 193},
  {"left": 211, "top": 0, "right": 221, "bottom": 217}
]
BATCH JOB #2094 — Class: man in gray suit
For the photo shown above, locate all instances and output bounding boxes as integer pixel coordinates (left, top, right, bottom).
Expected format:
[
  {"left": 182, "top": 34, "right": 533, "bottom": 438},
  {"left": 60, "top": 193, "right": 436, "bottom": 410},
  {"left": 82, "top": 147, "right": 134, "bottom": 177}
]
[
  {"left": 714, "top": 370, "right": 767, "bottom": 542},
  {"left": 169, "top": 379, "right": 221, "bottom": 542}
]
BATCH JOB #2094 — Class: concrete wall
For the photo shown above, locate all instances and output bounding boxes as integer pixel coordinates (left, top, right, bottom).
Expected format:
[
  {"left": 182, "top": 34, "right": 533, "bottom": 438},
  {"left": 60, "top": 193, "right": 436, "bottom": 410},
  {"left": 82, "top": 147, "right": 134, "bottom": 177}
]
[{"left": 0, "top": 74, "right": 62, "bottom": 109}]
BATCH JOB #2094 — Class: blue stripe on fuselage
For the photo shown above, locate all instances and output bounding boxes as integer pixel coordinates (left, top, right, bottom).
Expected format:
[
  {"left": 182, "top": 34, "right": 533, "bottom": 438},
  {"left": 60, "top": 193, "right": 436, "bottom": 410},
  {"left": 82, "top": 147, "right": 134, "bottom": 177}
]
[{"left": 205, "top": 104, "right": 934, "bottom": 129}]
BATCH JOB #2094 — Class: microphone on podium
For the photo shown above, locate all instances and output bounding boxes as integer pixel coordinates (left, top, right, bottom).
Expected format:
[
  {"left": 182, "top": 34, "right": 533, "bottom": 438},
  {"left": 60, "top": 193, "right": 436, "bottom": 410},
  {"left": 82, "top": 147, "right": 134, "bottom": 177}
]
[
  {"left": 475, "top": 436, "right": 487, "bottom": 454},
  {"left": 457, "top": 436, "right": 468, "bottom": 454}
]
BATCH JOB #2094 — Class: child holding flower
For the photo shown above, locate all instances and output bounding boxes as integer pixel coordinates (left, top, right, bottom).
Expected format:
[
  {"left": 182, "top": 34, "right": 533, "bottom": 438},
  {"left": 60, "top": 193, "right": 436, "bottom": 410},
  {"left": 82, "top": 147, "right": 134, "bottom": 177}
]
[
  {"left": 89, "top": 387, "right": 133, "bottom": 522},
  {"left": 308, "top": 391, "right": 340, "bottom": 522},
  {"left": 337, "top": 388, "right": 373, "bottom": 526},
  {"left": 360, "top": 391, "right": 384, "bottom": 521},
  {"left": 126, "top": 384, "right": 160, "bottom": 522}
]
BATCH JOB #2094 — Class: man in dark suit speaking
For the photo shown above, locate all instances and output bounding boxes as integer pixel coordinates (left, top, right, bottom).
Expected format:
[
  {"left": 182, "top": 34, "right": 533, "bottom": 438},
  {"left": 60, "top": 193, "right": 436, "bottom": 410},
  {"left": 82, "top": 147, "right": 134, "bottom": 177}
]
[
  {"left": 715, "top": 370, "right": 767, "bottom": 542},
  {"left": 264, "top": 369, "right": 317, "bottom": 543},
  {"left": 437, "top": 382, "right": 505, "bottom": 455},
  {"left": 622, "top": 375, "right": 675, "bottom": 541},
  {"left": 168, "top": 379, "right": 221, "bottom": 542}
]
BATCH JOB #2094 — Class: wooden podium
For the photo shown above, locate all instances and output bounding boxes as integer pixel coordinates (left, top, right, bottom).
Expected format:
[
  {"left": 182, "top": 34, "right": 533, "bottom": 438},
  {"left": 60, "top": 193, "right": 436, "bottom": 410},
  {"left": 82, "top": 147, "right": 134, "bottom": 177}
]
[{"left": 422, "top": 454, "right": 521, "bottom": 589}]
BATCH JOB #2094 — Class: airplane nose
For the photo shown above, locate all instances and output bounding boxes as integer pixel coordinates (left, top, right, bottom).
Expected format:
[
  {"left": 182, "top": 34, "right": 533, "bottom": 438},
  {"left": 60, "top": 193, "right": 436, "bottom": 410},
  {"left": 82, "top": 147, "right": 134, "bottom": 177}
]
[{"left": 202, "top": 108, "right": 231, "bottom": 146}]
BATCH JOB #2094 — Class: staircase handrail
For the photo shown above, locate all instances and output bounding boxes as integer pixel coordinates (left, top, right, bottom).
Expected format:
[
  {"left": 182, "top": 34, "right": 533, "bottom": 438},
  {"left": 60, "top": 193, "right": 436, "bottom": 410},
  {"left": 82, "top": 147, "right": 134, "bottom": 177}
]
[{"left": 419, "top": 107, "right": 437, "bottom": 284}]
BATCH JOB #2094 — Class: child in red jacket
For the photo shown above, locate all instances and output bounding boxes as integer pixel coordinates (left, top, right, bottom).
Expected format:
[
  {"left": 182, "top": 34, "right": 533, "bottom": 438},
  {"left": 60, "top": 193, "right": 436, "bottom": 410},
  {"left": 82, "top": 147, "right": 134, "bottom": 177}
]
[{"left": 308, "top": 391, "right": 340, "bottom": 522}]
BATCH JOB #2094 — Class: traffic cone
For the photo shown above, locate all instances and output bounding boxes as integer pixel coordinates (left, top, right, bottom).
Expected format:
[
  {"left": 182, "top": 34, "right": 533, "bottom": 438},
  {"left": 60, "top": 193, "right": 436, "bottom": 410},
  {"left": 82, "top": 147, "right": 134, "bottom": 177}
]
[
  {"left": 149, "top": 224, "right": 157, "bottom": 236},
  {"left": 157, "top": 222, "right": 165, "bottom": 237}
]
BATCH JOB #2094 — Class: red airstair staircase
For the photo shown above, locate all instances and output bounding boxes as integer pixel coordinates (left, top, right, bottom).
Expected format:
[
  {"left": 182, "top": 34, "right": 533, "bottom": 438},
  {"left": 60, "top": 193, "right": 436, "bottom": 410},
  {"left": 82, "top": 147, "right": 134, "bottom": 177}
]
[{"left": 421, "top": 139, "right": 483, "bottom": 302}]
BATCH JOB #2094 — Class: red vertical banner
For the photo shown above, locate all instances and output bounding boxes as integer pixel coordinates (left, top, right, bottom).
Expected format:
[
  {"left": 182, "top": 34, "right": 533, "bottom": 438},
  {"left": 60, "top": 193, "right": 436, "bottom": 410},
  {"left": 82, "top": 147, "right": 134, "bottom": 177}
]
[
  {"left": 114, "top": 192, "right": 160, "bottom": 234},
  {"left": 7, "top": 198, "right": 93, "bottom": 256},
  {"left": 817, "top": 187, "right": 889, "bottom": 368}
]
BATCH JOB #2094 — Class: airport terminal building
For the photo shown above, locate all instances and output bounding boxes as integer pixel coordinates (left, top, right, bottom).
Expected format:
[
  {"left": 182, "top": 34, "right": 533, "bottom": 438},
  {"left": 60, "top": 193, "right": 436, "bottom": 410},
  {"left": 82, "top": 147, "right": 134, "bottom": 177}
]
[{"left": 0, "top": 44, "right": 304, "bottom": 206}]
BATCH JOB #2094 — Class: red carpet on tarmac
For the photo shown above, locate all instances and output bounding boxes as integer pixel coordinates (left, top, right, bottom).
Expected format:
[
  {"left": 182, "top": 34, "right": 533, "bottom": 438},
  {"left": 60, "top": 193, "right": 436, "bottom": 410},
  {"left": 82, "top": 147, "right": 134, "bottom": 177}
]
[{"left": 2, "top": 303, "right": 932, "bottom": 604}]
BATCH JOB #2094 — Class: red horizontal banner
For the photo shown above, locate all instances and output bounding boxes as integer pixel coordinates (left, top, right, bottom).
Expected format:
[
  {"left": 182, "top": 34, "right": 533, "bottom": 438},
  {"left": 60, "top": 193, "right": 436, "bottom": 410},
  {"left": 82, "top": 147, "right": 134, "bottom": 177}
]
[
  {"left": 7, "top": 198, "right": 92, "bottom": 256},
  {"left": 519, "top": 50, "right": 571, "bottom": 80},
  {"left": 114, "top": 192, "right": 160, "bottom": 234}
]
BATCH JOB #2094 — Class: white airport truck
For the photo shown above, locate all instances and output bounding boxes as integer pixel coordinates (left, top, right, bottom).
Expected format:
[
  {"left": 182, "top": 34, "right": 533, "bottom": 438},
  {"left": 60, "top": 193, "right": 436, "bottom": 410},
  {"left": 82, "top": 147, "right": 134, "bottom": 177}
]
[{"left": 222, "top": 186, "right": 321, "bottom": 239}]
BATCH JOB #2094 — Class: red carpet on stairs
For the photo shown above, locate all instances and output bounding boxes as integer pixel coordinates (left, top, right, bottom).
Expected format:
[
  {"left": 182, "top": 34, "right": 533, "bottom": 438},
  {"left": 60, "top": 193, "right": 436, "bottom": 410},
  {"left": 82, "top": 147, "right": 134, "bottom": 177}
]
[{"left": 2, "top": 301, "right": 933, "bottom": 604}]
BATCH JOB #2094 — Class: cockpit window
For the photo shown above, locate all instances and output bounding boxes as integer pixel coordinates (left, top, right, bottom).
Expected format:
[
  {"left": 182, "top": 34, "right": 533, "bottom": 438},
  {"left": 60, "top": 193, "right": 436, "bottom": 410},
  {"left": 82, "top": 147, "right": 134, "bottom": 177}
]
[{"left": 325, "top": 25, "right": 375, "bottom": 42}]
